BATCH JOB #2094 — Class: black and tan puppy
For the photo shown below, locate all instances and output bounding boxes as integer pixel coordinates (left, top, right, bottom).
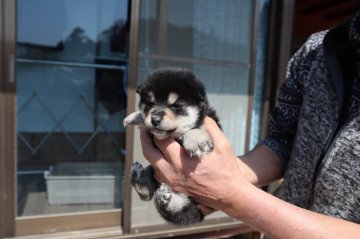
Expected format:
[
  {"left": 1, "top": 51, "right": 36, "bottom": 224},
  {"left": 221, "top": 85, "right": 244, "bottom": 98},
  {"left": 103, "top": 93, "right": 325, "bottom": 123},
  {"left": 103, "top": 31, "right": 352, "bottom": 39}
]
[{"left": 123, "top": 67, "right": 220, "bottom": 226}]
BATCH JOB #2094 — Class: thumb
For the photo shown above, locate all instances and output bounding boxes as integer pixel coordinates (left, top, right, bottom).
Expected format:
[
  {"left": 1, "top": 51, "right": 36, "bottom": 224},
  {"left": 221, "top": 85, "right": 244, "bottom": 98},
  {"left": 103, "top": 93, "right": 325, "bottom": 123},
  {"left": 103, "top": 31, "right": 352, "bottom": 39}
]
[
  {"left": 197, "top": 204, "right": 217, "bottom": 216},
  {"left": 153, "top": 136, "right": 186, "bottom": 169},
  {"left": 204, "top": 117, "right": 231, "bottom": 150}
]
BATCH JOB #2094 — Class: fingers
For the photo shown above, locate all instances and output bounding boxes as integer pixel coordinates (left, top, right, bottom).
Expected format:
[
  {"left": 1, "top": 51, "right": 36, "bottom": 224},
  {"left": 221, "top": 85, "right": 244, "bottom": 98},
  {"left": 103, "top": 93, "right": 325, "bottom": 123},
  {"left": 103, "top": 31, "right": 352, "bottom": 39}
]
[
  {"left": 203, "top": 117, "right": 225, "bottom": 141},
  {"left": 197, "top": 204, "right": 217, "bottom": 216},
  {"left": 139, "top": 128, "right": 170, "bottom": 171},
  {"left": 140, "top": 129, "right": 182, "bottom": 186},
  {"left": 153, "top": 117, "right": 230, "bottom": 167},
  {"left": 153, "top": 135, "right": 187, "bottom": 170},
  {"left": 204, "top": 117, "right": 231, "bottom": 149}
]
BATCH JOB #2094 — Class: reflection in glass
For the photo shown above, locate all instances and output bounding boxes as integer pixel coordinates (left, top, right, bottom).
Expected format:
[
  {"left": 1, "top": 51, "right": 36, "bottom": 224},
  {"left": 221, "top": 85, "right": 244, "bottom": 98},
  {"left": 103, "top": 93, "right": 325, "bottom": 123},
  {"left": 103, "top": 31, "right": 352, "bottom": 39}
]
[
  {"left": 138, "top": 0, "right": 252, "bottom": 64},
  {"left": 17, "top": 0, "right": 130, "bottom": 63},
  {"left": 16, "top": 0, "right": 129, "bottom": 216},
  {"left": 132, "top": 0, "right": 258, "bottom": 228},
  {"left": 137, "top": 0, "right": 253, "bottom": 155}
]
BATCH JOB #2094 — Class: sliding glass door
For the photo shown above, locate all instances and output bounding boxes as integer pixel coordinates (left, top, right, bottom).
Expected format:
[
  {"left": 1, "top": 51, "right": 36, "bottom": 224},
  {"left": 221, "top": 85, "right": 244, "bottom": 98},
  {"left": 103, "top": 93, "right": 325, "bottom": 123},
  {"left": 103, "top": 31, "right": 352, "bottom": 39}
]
[
  {"left": 0, "top": 0, "right": 274, "bottom": 237},
  {"left": 136, "top": 0, "right": 256, "bottom": 156},
  {"left": 129, "top": 0, "right": 268, "bottom": 231},
  {"left": 15, "top": 0, "right": 129, "bottom": 235}
]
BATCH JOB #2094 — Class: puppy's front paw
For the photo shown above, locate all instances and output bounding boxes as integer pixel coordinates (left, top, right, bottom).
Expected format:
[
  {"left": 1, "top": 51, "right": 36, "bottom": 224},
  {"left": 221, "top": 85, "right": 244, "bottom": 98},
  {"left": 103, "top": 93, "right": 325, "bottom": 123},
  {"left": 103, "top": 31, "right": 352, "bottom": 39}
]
[
  {"left": 123, "top": 111, "right": 144, "bottom": 127},
  {"left": 182, "top": 128, "right": 214, "bottom": 158}
]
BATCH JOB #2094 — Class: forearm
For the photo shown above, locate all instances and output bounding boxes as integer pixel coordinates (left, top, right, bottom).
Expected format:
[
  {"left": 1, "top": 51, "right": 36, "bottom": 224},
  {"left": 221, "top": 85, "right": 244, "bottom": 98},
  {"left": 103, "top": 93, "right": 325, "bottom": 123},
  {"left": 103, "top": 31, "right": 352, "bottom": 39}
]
[
  {"left": 144, "top": 118, "right": 360, "bottom": 238},
  {"left": 222, "top": 179, "right": 360, "bottom": 239},
  {"left": 238, "top": 144, "right": 284, "bottom": 185}
]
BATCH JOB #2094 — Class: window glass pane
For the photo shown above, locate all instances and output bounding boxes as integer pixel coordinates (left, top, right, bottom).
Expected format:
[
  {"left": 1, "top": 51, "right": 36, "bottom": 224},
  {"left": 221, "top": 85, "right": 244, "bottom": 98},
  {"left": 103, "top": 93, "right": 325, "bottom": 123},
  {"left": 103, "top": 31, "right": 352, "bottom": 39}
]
[
  {"left": 137, "top": 0, "right": 253, "bottom": 156},
  {"left": 132, "top": 0, "right": 258, "bottom": 228},
  {"left": 138, "top": 0, "right": 252, "bottom": 64},
  {"left": 250, "top": 0, "right": 270, "bottom": 148},
  {"left": 17, "top": 0, "right": 129, "bottom": 63},
  {"left": 137, "top": 59, "right": 250, "bottom": 155},
  {"left": 16, "top": 0, "right": 129, "bottom": 217}
]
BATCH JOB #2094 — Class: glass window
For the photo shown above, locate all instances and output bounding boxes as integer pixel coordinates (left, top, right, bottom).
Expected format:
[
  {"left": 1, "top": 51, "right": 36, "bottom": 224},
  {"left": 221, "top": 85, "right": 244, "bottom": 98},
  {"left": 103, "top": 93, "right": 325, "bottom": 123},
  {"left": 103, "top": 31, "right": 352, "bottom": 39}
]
[
  {"left": 131, "top": 0, "right": 266, "bottom": 229},
  {"left": 250, "top": 0, "right": 270, "bottom": 148},
  {"left": 16, "top": 0, "right": 129, "bottom": 217},
  {"left": 17, "top": 0, "right": 129, "bottom": 63},
  {"left": 137, "top": 0, "right": 253, "bottom": 155}
]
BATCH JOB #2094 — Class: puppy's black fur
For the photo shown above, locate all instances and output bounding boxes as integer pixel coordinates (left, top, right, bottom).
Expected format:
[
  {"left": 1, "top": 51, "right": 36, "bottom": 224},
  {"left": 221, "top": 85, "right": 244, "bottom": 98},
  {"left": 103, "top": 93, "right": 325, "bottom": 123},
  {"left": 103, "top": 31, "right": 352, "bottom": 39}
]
[{"left": 124, "top": 67, "right": 220, "bottom": 226}]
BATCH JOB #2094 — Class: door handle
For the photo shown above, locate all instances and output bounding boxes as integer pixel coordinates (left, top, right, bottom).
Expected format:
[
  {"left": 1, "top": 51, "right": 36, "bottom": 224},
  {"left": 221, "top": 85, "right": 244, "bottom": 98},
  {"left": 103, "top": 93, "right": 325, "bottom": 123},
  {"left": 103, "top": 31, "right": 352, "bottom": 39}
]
[{"left": 8, "top": 54, "right": 15, "bottom": 83}]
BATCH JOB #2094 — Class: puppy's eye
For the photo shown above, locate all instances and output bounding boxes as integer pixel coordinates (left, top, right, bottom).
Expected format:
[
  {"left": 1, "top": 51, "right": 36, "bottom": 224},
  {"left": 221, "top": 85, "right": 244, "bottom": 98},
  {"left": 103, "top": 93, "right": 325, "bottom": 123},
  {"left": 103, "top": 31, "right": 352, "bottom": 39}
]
[
  {"left": 142, "top": 102, "right": 154, "bottom": 112},
  {"left": 170, "top": 103, "right": 182, "bottom": 111}
]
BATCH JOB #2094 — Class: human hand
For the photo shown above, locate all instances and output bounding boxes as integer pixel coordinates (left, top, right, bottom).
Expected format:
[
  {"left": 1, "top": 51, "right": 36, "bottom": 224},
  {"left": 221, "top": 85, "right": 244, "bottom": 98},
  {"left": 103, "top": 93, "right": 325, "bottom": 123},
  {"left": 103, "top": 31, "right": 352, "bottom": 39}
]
[
  {"left": 140, "top": 117, "right": 249, "bottom": 212},
  {"left": 141, "top": 115, "right": 360, "bottom": 239}
]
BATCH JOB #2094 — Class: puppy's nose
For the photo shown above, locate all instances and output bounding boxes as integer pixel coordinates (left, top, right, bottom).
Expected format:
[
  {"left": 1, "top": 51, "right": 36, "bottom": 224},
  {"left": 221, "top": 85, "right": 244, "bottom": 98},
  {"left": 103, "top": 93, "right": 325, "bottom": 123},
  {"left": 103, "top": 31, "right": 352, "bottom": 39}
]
[{"left": 151, "top": 115, "right": 162, "bottom": 126}]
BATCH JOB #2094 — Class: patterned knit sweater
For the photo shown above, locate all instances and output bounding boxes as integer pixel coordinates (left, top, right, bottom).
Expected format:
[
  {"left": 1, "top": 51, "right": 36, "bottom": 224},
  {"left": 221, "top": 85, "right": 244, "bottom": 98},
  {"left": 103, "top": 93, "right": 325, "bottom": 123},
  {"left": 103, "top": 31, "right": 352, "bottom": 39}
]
[{"left": 261, "top": 11, "right": 360, "bottom": 223}]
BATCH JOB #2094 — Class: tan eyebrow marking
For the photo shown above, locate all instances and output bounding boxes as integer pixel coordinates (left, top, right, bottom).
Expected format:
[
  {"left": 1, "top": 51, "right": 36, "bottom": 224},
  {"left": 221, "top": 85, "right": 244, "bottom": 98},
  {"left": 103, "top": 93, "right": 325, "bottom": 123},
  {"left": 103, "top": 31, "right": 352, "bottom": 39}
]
[
  {"left": 167, "top": 92, "right": 178, "bottom": 105},
  {"left": 148, "top": 91, "right": 155, "bottom": 102}
]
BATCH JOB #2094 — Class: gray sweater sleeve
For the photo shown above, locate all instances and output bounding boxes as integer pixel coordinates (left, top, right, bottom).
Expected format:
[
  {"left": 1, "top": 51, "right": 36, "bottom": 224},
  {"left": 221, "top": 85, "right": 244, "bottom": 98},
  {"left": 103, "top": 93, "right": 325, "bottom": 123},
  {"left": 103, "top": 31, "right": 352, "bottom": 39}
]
[{"left": 260, "top": 32, "right": 326, "bottom": 166}]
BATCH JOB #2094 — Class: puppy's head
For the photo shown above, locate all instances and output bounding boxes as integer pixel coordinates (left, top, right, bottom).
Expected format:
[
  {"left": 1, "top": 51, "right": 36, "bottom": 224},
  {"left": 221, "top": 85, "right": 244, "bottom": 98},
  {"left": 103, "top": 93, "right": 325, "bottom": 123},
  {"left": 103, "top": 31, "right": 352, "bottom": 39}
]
[{"left": 137, "top": 67, "right": 209, "bottom": 139}]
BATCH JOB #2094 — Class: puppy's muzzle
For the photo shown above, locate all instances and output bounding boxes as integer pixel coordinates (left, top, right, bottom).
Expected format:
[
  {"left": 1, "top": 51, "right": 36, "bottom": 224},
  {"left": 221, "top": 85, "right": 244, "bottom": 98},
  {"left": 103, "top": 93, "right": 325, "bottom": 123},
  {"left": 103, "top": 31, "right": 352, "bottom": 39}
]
[{"left": 151, "top": 111, "right": 165, "bottom": 127}]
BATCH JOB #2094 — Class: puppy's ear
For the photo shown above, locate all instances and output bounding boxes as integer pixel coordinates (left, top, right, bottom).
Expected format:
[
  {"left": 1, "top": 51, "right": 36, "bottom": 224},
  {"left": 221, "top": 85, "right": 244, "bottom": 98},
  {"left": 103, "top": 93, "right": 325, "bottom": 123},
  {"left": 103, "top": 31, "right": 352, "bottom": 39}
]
[
  {"left": 193, "top": 77, "right": 207, "bottom": 101},
  {"left": 136, "top": 85, "right": 143, "bottom": 95}
]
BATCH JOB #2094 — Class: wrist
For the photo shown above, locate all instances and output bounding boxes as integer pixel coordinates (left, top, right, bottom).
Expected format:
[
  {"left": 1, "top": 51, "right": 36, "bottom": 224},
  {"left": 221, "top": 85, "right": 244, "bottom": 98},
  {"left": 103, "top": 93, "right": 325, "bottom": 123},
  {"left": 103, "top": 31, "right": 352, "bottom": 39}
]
[
  {"left": 237, "top": 144, "right": 284, "bottom": 186},
  {"left": 237, "top": 156, "right": 259, "bottom": 184},
  {"left": 217, "top": 174, "right": 253, "bottom": 213}
]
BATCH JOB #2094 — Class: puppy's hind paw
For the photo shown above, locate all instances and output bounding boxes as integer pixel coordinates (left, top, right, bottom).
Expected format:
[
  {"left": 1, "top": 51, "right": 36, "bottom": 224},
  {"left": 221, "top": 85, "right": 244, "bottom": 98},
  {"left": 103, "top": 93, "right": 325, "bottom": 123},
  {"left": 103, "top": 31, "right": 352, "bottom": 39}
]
[
  {"left": 131, "top": 161, "right": 144, "bottom": 182},
  {"left": 130, "top": 161, "right": 155, "bottom": 201},
  {"left": 155, "top": 184, "right": 172, "bottom": 207},
  {"left": 154, "top": 184, "right": 204, "bottom": 226}
]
